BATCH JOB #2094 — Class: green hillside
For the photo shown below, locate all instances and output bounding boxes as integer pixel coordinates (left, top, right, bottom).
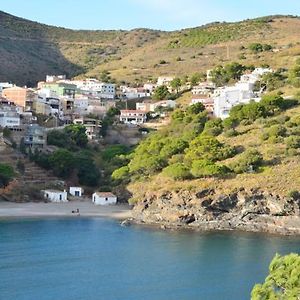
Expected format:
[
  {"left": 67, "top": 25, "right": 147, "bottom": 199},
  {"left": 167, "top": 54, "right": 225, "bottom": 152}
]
[{"left": 120, "top": 94, "right": 300, "bottom": 203}]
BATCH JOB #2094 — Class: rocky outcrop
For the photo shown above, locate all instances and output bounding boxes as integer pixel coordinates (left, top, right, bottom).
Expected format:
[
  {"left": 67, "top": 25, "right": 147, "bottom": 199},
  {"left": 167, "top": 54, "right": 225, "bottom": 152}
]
[{"left": 132, "top": 188, "right": 300, "bottom": 235}]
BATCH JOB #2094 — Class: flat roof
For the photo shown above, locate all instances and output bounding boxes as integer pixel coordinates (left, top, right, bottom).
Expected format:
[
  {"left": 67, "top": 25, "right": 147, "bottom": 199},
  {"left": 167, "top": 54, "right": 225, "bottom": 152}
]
[{"left": 94, "top": 192, "right": 116, "bottom": 197}]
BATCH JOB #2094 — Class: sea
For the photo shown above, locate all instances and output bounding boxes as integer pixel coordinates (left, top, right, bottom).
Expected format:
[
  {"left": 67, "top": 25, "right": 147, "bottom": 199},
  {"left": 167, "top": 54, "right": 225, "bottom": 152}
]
[{"left": 0, "top": 218, "right": 299, "bottom": 300}]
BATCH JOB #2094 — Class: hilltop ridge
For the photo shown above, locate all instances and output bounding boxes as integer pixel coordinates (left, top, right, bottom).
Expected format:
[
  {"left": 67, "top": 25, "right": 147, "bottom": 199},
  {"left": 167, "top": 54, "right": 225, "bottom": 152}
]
[{"left": 1, "top": 11, "right": 300, "bottom": 85}]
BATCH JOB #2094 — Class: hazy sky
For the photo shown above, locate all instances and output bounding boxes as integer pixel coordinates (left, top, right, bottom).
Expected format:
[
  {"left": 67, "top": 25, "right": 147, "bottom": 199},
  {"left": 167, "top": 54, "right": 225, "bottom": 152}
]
[{"left": 1, "top": 0, "right": 300, "bottom": 31}]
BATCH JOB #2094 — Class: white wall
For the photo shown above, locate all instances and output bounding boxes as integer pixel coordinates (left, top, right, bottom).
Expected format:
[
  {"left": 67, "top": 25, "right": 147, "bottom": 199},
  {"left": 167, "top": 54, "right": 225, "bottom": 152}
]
[
  {"left": 92, "top": 194, "right": 117, "bottom": 205},
  {"left": 69, "top": 187, "right": 83, "bottom": 197},
  {"left": 44, "top": 190, "right": 68, "bottom": 202}
]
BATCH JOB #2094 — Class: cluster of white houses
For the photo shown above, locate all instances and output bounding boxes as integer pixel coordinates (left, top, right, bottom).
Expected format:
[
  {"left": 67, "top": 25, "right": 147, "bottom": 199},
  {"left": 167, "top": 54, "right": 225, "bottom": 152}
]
[
  {"left": 190, "top": 67, "right": 272, "bottom": 119},
  {"left": 0, "top": 68, "right": 273, "bottom": 147},
  {"left": 0, "top": 75, "right": 179, "bottom": 142},
  {"left": 43, "top": 187, "right": 117, "bottom": 205}
]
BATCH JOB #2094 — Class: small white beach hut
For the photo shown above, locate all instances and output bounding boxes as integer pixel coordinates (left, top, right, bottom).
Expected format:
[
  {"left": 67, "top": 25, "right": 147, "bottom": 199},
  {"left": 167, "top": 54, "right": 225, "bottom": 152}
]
[
  {"left": 44, "top": 190, "right": 68, "bottom": 202},
  {"left": 92, "top": 192, "right": 117, "bottom": 205},
  {"left": 69, "top": 187, "right": 83, "bottom": 197}
]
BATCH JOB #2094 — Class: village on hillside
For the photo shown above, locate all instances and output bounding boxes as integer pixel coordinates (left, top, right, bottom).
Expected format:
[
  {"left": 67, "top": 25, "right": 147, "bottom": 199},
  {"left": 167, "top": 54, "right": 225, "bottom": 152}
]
[{"left": 0, "top": 66, "right": 272, "bottom": 204}]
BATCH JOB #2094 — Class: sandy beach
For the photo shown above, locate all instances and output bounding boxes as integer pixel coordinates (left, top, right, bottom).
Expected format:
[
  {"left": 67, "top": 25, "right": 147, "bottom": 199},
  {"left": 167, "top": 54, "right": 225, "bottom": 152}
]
[{"left": 0, "top": 201, "right": 132, "bottom": 220}]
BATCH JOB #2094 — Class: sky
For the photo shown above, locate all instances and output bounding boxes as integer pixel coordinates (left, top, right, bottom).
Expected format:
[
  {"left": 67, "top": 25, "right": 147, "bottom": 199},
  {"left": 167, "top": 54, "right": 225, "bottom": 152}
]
[{"left": 1, "top": 0, "right": 300, "bottom": 31}]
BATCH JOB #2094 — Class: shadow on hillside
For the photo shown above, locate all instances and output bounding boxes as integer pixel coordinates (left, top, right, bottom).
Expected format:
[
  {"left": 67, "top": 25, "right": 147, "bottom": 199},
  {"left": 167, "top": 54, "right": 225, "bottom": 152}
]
[{"left": 0, "top": 37, "right": 85, "bottom": 86}]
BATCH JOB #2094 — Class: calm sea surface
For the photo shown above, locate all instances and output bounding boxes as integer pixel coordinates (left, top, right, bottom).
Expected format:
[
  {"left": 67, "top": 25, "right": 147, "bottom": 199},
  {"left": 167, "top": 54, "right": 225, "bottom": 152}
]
[{"left": 0, "top": 218, "right": 299, "bottom": 300}]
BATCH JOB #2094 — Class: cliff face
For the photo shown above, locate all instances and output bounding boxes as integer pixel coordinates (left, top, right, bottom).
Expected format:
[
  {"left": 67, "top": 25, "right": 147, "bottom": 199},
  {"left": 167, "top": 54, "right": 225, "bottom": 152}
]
[{"left": 132, "top": 188, "right": 300, "bottom": 235}]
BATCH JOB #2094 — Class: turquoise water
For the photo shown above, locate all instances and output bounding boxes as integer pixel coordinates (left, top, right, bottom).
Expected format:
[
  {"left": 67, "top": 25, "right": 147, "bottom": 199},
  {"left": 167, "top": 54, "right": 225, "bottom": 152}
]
[{"left": 0, "top": 218, "right": 299, "bottom": 300}]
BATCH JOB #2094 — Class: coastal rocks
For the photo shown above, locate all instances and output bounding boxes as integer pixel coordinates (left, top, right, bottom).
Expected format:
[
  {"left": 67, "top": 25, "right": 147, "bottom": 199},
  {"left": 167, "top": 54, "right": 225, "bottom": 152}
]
[{"left": 132, "top": 188, "right": 300, "bottom": 235}]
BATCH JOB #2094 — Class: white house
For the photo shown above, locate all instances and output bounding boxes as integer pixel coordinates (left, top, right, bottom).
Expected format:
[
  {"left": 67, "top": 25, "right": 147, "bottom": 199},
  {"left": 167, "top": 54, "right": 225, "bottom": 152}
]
[
  {"left": 213, "top": 68, "right": 272, "bottom": 119},
  {"left": 92, "top": 192, "right": 117, "bottom": 205},
  {"left": 157, "top": 77, "right": 174, "bottom": 86},
  {"left": 46, "top": 75, "right": 66, "bottom": 83},
  {"left": 191, "top": 82, "right": 216, "bottom": 96},
  {"left": 120, "top": 110, "right": 147, "bottom": 124},
  {"left": 120, "top": 86, "right": 150, "bottom": 99},
  {"left": 0, "top": 103, "right": 21, "bottom": 128},
  {"left": 44, "top": 190, "right": 68, "bottom": 202},
  {"left": 73, "top": 79, "right": 116, "bottom": 99},
  {"left": 69, "top": 187, "right": 83, "bottom": 197},
  {"left": 136, "top": 100, "right": 176, "bottom": 113}
]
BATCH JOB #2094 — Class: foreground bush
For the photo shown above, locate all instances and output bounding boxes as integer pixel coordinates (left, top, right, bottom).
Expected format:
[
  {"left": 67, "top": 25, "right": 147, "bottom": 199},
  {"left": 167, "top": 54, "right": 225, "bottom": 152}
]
[{"left": 251, "top": 253, "right": 300, "bottom": 300}]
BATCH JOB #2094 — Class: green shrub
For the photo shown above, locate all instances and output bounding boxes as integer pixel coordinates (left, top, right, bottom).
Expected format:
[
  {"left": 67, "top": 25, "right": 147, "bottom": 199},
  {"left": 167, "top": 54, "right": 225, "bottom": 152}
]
[
  {"left": 160, "top": 138, "right": 188, "bottom": 158},
  {"left": 111, "top": 166, "right": 130, "bottom": 181},
  {"left": 251, "top": 253, "right": 300, "bottom": 299},
  {"left": 223, "top": 117, "right": 238, "bottom": 130},
  {"left": 203, "top": 118, "right": 223, "bottom": 136},
  {"left": 2, "top": 127, "right": 11, "bottom": 138},
  {"left": 230, "top": 149, "right": 263, "bottom": 174},
  {"left": 289, "top": 115, "right": 300, "bottom": 127},
  {"left": 285, "top": 136, "right": 300, "bottom": 149},
  {"left": 185, "top": 135, "right": 236, "bottom": 164},
  {"left": 287, "top": 190, "right": 300, "bottom": 200},
  {"left": 0, "top": 163, "right": 15, "bottom": 188},
  {"left": 267, "top": 125, "right": 287, "bottom": 138},
  {"left": 75, "top": 151, "right": 100, "bottom": 186},
  {"left": 191, "top": 159, "right": 227, "bottom": 178},
  {"left": 285, "top": 148, "right": 298, "bottom": 157},
  {"left": 224, "top": 129, "right": 238, "bottom": 137},
  {"left": 162, "top": 163, "right": 190, "bottom": 180},
  {"left": 48, "top": 149, "right": 75, "bottom": 178},
  {"left": 102, "top": 145, "right": 129, "bottom": 161}
]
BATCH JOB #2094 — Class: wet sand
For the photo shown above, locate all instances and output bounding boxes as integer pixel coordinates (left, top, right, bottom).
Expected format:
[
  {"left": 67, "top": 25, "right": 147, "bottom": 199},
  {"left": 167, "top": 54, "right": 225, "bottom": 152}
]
[{"left": 0, "top": 201, "right": 132, "bottom": 220}]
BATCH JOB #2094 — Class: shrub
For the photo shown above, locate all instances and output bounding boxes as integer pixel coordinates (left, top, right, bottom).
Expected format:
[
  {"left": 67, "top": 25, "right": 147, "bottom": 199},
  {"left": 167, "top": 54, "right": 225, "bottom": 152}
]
[
  {"left": 251, "top": 253, "right": 300, "bottom": 299},
  {"left": 2, "top": 127, "right": 11, "bottom": 138},
  {"left": 187, "top": 103, "right": 205, "bottom": 115},
  {"left": 267, "top": 125, "right": 287, "bottom": 138},
  {"left": 160, "top": 138, "right": 188, "bottom": 158},
  {"left": 230, "top": 149, "right": 263, "bottom": 174},
  {"left": 223, "top": 117, "right": 239, "bottom": 130},
  {"left": 162, "top": 163, "right": 190, "bottom": 180},
  {"left": 75, "top": 151, "right": 100, "bottom": 186},
  {"left": 152, "top": 85, "right": 170, "bottom": 100},
  {"left": 191, "top": 159, "right": 227, "bottom": 178},
  {"left": 102, "top": 145, "right": 129, "bottom": 161},
  {"left": 203, "top": 118, "right": 223, "bottom": 136},
  {"left": 0, "top": 163, "right": 15, "bottom": 188},
  {"left": 48, "top": 149, "right": 75, "bottom": 178},
  {"left": 224, "top": 129, "right": 238, "bottom": 137},
  {"left": 289, "top": 115, "right": 300, "bottom": 127},
  {"left": 287, "top": 190, "right": 300, "bottom": 200},
  {"left": 185, "top": 136, "right": 236, "bottom": 164},
  {"left": 285, "top": 136, "right": 300, "bottom": 149},
  {"left": 112, "top": 166, "right": 130, "bottom": 181}
]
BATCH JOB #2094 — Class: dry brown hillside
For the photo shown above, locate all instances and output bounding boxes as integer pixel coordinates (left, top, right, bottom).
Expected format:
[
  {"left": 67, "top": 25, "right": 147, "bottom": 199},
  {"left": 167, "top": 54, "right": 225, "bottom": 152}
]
[{"left": 1, "top": 12, "right": 300, "bottom": 85}]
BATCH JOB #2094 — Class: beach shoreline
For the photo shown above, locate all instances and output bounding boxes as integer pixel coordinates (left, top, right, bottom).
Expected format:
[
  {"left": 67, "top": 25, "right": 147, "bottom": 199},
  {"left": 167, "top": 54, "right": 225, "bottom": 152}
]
[{"left": 0, "top": 201, "right": 132, "bottom": 221}]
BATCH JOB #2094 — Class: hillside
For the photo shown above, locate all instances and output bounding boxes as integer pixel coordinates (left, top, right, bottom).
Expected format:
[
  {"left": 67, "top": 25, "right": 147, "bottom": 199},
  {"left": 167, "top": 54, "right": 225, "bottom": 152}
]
[
  {"left": 1, "top": 11, "right": 300, "bottom": 85},
  {"left": 110, "top": 93, "right": 300, "bottom": 234},
  {"left": 0, "top": 10, "right": 163, "bottom": 85}
]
